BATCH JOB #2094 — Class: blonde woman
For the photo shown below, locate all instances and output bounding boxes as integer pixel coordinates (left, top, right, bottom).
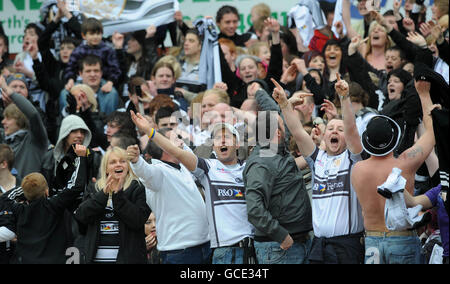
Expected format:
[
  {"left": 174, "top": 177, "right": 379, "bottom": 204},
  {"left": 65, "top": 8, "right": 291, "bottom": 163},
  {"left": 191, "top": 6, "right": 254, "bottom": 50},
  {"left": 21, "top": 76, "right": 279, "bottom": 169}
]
[
  {"left": 69, "top": 84, "right": 98, "bottom": 113},
  {"left": 74, "top": 147, "right": 151, "bottom": 264},
  {"left": 363, "top": 21, "right": 394, "bottom": 71}
]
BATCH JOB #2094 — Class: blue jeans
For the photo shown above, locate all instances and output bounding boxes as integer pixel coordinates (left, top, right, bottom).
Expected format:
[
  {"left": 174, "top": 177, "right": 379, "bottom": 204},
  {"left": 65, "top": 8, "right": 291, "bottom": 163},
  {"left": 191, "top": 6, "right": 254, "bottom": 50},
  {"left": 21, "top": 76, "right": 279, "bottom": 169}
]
[
  {"left": 364, "top": 235, "right": 422, "bottom": 264},
  {"left": 212, "top": 247, "right": 245, "bottom": 264},
  {"left": 159, "top": 242, "right": 211, "bottom": 264},
  {"left": 254, "top": 240, "right": 311, "bottom": 264}
]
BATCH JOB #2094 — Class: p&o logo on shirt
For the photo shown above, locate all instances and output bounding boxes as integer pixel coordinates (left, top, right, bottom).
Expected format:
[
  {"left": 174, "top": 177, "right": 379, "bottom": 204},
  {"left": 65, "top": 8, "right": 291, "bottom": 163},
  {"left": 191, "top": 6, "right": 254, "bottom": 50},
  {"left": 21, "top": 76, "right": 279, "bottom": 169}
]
[{"left": 217, "top": 188, "right": 244, "bottom": 198}]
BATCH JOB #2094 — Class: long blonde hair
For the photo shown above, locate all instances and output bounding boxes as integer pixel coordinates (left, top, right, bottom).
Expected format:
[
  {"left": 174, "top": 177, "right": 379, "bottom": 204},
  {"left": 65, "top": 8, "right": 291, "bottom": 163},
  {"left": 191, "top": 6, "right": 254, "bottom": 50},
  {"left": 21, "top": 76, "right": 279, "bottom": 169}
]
[
  {"left": 365, "top": 21, "right": 394, "bottom": 59},
  {"left": 70, "top": 84, "right": 98, "bottom": 112},
  {"left": 95, "top": 147, "right": 138, "bottom": 192}
]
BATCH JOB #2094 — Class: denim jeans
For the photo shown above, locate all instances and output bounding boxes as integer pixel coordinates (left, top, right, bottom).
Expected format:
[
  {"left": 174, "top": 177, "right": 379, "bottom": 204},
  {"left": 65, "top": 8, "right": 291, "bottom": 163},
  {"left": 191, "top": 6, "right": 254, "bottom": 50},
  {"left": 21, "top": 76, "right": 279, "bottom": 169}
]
[
  {"left": 212, "top": 247, "right": 245, "bottom": 264},
  {"left": 254, "top": 240, "right": 311, "bottom": 264},
  {"left": 159, "top": 242, "right": 211, "bottom": 264},
  {"left": 364, "top": 235, "right": 422, "bottom": 264}
]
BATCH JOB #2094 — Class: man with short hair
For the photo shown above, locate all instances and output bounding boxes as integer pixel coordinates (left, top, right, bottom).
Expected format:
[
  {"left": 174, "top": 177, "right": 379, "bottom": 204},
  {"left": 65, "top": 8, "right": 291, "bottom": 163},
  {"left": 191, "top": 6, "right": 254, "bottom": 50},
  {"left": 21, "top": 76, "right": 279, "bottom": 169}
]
[
  {"left": 271, "top": 75, "right": 365, "bottom": 264},
  {"left": 60, "top": 55, "right": 119, "bottom": 115},
  {"left": 351, "top": 80, "right": 436, "bottom": 264},
  {"left": 155, "top": 106, "right": 179, "bottom": 130},
  {"left": 127, "top": 125, "right": 211, "bottom": 264},
  {"left": 243, "top": 107, "right": 313, "bottom": 264},
  {"left": 130, "top": 111, "right": 256, "bottom": 264}
]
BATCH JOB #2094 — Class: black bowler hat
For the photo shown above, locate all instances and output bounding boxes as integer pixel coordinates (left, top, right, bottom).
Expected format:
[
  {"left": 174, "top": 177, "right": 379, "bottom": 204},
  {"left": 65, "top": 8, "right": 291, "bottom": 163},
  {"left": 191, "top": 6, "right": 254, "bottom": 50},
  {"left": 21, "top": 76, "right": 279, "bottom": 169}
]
[{"left": 361, "top": 115, "right": 401, "bottom": 157}]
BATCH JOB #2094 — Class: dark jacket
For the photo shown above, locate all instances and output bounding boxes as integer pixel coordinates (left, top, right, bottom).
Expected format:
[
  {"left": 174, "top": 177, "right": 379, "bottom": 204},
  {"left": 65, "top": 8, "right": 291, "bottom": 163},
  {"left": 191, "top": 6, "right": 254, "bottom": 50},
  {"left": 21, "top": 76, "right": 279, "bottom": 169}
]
[
  {"left": 380, "top": 81, "right": 422, "bottom": 156},
  {"left": 218, "top": 32, "right": 252, "bottom": 47},
  {"left": 74, "top": 180, "right": 151, "bottom": 264},
  {"left": 0, "top": 157, "right": 87, "bottom": 264},
  {"left": 243, "top": 143, "right": 313, "bottom": 243},
  {"left": 220, "top": 42, "right": 283, "bottom": 108},
  {"left": 64, "top": 41, "right": 121, "bottom": 84}
]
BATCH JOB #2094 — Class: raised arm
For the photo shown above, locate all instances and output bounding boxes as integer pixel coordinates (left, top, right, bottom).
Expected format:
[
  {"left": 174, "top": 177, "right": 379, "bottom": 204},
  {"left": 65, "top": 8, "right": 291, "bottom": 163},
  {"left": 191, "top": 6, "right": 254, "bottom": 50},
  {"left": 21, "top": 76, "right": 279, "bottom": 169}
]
[
  {"left": 341, "top": 0, "right": 359, "bottom": 40},
  {"left": 336, "top": 73, "right": 362, "bottom": 154},
  {"left": 398, "top": 80, "right": 435, "bottom": 172},
  {"left": 271, "top": 78, "right": 316, "bottom": 157},
  {"left": 130, "top": 111, "right": 198, "bottom": 171},
  {"left": 0, "top": 76, "right": 48, "bottom": 147}
]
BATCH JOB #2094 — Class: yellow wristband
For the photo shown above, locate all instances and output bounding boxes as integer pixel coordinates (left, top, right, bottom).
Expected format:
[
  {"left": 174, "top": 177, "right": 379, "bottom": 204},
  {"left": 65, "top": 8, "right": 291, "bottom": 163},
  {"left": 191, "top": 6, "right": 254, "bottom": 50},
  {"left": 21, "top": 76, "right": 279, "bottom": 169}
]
[{"left": 148, "top": 128, "right": 156, "bottom": 139}]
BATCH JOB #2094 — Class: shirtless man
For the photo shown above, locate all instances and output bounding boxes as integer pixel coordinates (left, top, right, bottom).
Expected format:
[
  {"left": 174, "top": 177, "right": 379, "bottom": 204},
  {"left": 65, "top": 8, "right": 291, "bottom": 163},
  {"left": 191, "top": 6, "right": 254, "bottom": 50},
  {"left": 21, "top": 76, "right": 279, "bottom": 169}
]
[{"left": 351, "top": 79, "right": 436, "bottom": 264}]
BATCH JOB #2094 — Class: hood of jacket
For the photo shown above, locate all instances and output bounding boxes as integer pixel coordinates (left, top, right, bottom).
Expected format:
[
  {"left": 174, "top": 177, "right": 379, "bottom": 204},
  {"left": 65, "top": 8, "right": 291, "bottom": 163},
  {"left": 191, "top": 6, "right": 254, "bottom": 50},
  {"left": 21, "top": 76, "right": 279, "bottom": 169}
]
[{"left": 53, "top": 115, "right": 92, "bottom": 163}]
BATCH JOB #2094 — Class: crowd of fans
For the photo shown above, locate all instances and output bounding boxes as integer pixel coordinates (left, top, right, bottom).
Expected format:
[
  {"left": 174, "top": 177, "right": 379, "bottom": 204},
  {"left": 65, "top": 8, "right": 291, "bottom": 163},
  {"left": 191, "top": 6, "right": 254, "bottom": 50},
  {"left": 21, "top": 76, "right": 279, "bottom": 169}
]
[{"left": 0, "top": 0, "right": 448, "bottom": 264}]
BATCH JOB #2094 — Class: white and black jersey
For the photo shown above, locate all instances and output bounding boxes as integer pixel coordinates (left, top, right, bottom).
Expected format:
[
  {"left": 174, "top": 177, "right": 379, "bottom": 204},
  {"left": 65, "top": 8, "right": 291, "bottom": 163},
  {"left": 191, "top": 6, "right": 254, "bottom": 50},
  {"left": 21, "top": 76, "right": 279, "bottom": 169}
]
[
  {"left": 193, "top": 158, "right": 254, "bottom": 248},
  {"left": 93, "top": 200, "right": 120, "bottom": 263},
  {"left": 306, "top": 148, "right": 364, "bottom": 238}
]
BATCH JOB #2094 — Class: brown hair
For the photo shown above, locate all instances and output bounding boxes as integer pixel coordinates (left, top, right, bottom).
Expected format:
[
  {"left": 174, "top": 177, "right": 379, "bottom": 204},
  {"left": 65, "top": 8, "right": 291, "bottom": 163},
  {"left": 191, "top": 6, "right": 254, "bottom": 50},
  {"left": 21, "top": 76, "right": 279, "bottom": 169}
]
[
  {"left": 0, "top": 144, "right": 14, "bottom": 171},
  {"left": 81, "top": 17, "right": 103, "bottom": 35},
  {"left": 128, "top": 76, "right": 147, "bottom": 95},
  {"left": 3, "top": 104, "right": 29, "bottom": 130},
  {"left": 148, "top": 94, "right": 177, "bottom": 118},
  {"left": 218, "top": 38, "right": 237, "bottom": 55},
  {"left": 21, "top": 173, "right": 48, "bottom": 201},
  {"left": 349, "top": 81, "right": 369, "bottom": 107}
]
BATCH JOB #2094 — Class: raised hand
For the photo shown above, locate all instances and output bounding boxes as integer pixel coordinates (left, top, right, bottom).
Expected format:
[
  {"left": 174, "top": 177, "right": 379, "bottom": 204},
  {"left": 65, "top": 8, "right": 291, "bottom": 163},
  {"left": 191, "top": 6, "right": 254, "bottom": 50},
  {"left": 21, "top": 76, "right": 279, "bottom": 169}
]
[
  {"left": 289, "top": 92, "right": 313, "bottom": 110},
  {"left": 72, "top": 144, "right": 88, "bottom": 157},
  {"left": 334, "top": 21, "right": 344, "bottom": 38},
  {"left": 414, "top": 79, "right": 431, "bottom": 97},
  {"left": 335, "top": 73, "right": 349, "bottom": 98},
  {"left": 393, "top": 0, "right": 402, "bottom": 12},
  {"left": 372, "top": 11, "right": 392, "bottom": 33},
  {"left": 271, "top": 78, "right": 289, "bottom": 108},
  {"left": 112, "top": 32, "right": 124, "bottom": 49},
  {"left": 126, "top": 144, "right": 141, "bottom": 164},
  {"left": 247, "top": 82, "right": 261, "bottom": 99},
  {"left": 406, "top": 31, "right": 427, "bottom": 48},
  {"left": 65, "top": 78, "right": 75, "bottom": 91},
  {"left": 100, "top": 81, "right": 113, "bottom": 93},
  {"left": 403, "top": 17, "right": 416, "bottom": 33},
  {"left": 130, "top": 110, "right": 152, "bottom": 136},
  {"left": 280, "top": 64, "right": 298, "bottom": 84},
  {"left": 264, "top": 18, "right": 280, "bottom": 34},
  {"left": 26, "top": 39, "right": 39, "bottom": 60},
  {"left": 291, "top": 58, "right": 308, "bottom": 75},
  {"left": 321, "top": 99, "right": 338, "bottom": 121},
  {"left": 348, "top": 36, "right": 368, "bottom": 56},
  {"left": 146, "top": 25, "right": 157, "bottom": 39},
  {"left": 213, "top": 82, "right": 228, "bottom": 91}
]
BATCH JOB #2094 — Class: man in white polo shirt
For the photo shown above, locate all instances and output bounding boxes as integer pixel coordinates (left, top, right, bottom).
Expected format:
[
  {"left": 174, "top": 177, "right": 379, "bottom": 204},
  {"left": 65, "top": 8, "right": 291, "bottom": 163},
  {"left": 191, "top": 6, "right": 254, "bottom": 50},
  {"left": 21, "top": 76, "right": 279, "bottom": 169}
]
[
  {"left": 130, "top": 110, "right": 255, "bottom": 264},
  {"left": 127, "top": 127, "right": 210, "bottom": 264}
]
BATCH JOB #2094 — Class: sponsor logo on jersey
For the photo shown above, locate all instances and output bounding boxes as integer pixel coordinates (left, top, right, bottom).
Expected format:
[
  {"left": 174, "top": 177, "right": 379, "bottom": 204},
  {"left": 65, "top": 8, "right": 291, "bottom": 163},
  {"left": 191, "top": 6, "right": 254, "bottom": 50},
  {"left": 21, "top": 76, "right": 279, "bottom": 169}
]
[{"left": 217, "top": 188, "right": 244, "bottom": 198}]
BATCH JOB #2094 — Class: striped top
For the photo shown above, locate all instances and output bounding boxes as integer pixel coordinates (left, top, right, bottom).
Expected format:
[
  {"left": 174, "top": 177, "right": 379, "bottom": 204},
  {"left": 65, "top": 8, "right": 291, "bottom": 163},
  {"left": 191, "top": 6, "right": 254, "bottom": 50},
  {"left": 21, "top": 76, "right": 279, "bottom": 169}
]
[
  {"left": 306, "top": 147, "right": 364, "bottom": 238},
  {"left": 93, "top": 200, "right": 120, "bottom": 263}
]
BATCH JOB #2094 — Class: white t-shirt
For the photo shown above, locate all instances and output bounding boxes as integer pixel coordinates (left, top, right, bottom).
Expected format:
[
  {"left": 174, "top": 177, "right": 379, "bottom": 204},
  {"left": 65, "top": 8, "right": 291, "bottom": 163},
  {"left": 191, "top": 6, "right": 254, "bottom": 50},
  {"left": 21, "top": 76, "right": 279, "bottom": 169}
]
[
  {"left": 306, "top": 148, "right": 364, "bottom": 238},
  {"left": 193, "top": 158, "right": 254, "bottom": 248},
  {"left": 130, "top": 156, "right": 209, "bottom": 251}
]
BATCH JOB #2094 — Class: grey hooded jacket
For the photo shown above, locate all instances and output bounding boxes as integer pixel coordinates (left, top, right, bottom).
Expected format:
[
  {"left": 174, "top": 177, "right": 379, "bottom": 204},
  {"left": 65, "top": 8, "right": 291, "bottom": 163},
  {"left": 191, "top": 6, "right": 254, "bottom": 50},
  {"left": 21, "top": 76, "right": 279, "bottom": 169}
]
[
  {"left": 3, "top": 93, "right": 48, "bottom": 181},
  {"left": 40, "top": 115, "right": 92, "bottom": 192}
]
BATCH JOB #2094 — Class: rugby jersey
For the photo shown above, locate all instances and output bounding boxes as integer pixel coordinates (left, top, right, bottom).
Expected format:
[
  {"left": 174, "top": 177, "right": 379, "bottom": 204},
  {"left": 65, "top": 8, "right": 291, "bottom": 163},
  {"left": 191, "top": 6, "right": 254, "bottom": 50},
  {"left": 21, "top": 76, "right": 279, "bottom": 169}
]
[
  {"left": 306, "top": 147, "right": 364, "bottom": 238},
  {"left": 93, "top": 198, "right": 120, "bottom": 263},
  {"left": 193, "top": 158, "right": 254, "bottom": 248}
]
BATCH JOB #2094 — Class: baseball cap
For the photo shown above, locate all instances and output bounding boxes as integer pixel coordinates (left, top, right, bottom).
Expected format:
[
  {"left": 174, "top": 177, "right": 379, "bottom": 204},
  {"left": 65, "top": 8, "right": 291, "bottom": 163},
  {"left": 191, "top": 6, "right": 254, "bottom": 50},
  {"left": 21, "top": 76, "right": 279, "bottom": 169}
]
[{"left": 211, "top": 123, "right": 240, "bottom": 144}]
